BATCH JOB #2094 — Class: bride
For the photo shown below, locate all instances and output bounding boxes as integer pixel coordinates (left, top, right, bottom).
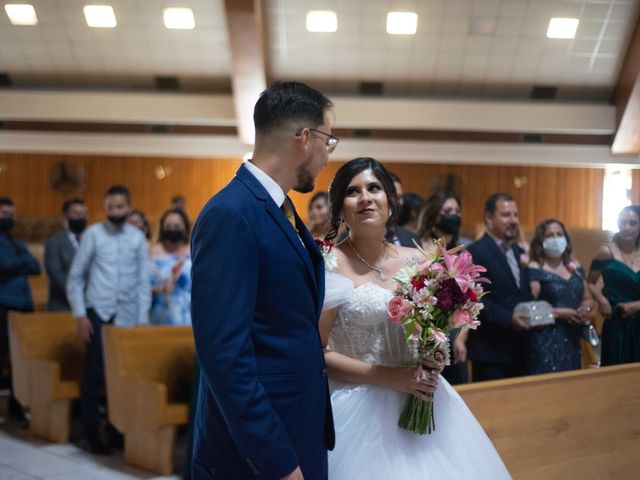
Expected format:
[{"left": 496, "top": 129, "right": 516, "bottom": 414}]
[{"left": 320, "top": 157, "right": 511, "bottom": 479}]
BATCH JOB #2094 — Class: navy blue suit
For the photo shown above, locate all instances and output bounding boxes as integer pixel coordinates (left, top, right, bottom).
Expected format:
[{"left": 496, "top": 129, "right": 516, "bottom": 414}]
[
  {"left": 190, "top": 165, "right": 334, "bottom": 479},
  {"left": 467, "top": 233, "right": 532, "bottom": 381}
]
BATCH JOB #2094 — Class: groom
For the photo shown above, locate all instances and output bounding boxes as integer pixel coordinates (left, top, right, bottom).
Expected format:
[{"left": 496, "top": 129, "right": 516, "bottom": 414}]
[{"left": 190, "top": 82, "right": 336, "bottom": 479}]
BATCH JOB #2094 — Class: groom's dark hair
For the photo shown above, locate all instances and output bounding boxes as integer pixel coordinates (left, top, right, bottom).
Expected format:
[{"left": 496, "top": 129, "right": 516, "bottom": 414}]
[
  {"left": 326, "top": 157, "right": 399, "bottom": 243},
  {"left": 253, "top": 81, "right": 333, "bottom": 135}
]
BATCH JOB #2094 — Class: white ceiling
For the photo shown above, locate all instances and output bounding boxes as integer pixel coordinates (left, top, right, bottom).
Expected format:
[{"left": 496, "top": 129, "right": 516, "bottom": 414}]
[{"left": 0, "top": 0, "right": 637, "bottom": 101}]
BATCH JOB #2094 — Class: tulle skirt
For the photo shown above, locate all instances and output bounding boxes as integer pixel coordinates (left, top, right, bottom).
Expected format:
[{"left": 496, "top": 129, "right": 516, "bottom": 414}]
[{"left": 328, "top": 376, "right": 511, "bottom": 479}]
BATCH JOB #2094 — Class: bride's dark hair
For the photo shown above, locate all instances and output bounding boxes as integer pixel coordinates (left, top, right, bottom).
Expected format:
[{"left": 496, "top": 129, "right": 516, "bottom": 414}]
[{"left": 326, "top": 157, "right": 398, "bottom": 242}]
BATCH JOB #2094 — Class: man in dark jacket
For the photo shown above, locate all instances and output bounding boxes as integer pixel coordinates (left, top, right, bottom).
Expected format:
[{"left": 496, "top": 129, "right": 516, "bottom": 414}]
[
  {"left": 467, "top": 193, "right": 532, "bottom": 381},
  {"left": 0, "top": 197, "right": 40, "bottom": 418},
  {"left": 44, "top": 199, "right": 88, "bottom": 311}
]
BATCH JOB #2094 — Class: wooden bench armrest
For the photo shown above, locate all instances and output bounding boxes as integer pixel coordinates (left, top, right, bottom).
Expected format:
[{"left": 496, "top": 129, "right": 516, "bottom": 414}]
[{"left": 111, "top": 376, "right": 168, "bottom": 432}]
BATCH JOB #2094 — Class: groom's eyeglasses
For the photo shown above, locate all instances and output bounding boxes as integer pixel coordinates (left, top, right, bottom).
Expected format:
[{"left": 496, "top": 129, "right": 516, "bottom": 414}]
[{"left": 297, "top": 128, "right": 340, "bottom": 154}]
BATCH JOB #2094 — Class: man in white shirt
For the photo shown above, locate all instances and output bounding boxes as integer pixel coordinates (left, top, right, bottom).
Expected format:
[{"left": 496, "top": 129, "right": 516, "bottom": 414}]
[{"left": 67, "top": 185, "right": 150, "bottom": 454}]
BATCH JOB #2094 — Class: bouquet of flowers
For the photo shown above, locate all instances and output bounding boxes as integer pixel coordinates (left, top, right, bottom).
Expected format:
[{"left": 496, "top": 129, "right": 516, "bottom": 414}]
[
  {"left": 315, "top": 239, "right": 337, "bottom": 271},
  {"left": 387, "top": 242, "right": 489, "bottom": 434}
]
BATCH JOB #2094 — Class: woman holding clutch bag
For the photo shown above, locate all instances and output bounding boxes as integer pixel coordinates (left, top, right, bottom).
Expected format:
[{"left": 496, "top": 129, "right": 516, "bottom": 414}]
[
  {"left": 527, "top": 219, "right": 595, "bottom": 374},
  {"left": 588, "top": 205, "right": 640, "bottom": 365}
]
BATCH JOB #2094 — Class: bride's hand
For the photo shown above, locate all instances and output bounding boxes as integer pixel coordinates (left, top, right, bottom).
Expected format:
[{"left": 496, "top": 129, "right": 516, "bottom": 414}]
[{"left": 377, "top": 366, "right": 438, "bottom": 402}]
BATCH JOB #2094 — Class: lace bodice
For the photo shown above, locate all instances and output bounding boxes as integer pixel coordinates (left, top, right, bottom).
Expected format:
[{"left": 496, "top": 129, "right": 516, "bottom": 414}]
[{"left": 327, "top": 275, "right": 417, "bottom": 367}]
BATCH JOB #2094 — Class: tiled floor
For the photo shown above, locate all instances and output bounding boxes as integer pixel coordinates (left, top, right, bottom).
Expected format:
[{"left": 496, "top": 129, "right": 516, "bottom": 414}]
[{"left": 0, "top": 420, "right": 182, "bottom": 480}]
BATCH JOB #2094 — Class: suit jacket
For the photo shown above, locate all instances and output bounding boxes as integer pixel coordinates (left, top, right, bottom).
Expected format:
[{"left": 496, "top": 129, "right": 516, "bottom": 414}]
[
  {"left": 44, "top": 230, "right": 77, "bottom": 311},
  {"left": 395, "top": 226, "right": 421, "bottom": 248},
  {"left": 190, "top": 164, "right": 334, "bottom": 479},
  {"left": 0, "top": 233, "right": 40, "bottom": 311},
  {"left": 467, "top": 233, "right": 532, "bottom": 367}
]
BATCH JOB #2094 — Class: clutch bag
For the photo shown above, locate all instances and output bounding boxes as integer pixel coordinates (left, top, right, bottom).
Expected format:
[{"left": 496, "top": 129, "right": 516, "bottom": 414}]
[{"left": 514, "top": 301, "right": 555, "bottom": 327}]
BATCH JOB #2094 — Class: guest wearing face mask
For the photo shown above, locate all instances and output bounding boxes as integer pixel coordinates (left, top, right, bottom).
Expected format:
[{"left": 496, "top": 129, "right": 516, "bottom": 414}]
[
  {"left": 127, "top": 209, "right": 151, "bottom": 242},
  {"left": 149, "top": 209, "right": 192, "bottom": 325},
  {"left": 0, "top": 197, "right": 41, "bottom": 421},
  {"left": 44, "top": 199, "right": 89, "bottom": 311},
  {"left": 416, "top": 191, "right": 473, "bottom": 384},
  {"left": 67, "top": 185, "right": 150, "bottom": 454},
  {"left": 527, "top": 219, "right": 595, "bottom": 374},
  {"left": 417, "top": 191, "right": 472, "bottom": 252}
]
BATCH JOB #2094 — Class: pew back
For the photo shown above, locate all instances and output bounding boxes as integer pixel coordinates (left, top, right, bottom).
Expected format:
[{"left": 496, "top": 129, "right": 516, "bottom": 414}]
[
  {"left": 456, "top": 364, "right": 640, "bottom": 480},
  {"left": 8, "top": 311, "right": 83, "bottom": 407}
]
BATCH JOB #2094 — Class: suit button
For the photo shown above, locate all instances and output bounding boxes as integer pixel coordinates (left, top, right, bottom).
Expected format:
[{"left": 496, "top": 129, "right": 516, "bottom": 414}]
[{"left": 321, "top": 368, "right": 327, "bottom": 377}]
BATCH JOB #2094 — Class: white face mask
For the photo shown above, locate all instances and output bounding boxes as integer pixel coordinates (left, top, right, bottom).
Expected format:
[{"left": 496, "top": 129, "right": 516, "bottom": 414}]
[{"left": 542, "top": 236, "right": 567, "bottom": 258}]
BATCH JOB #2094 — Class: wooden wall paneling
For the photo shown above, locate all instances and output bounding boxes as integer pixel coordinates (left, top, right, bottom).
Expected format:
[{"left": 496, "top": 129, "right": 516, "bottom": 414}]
[{"left": 0, "top": 154, "right": 606, "bottom": 235}]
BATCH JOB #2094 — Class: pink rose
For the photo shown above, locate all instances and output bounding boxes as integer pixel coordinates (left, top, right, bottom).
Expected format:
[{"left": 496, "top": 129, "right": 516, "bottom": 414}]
[
  {"left": 452, "top": 309, "right": 471, "bottom": 328},
  {"left": 520, "top": 253, "right": 529, "bottom": 265},
  {"left": 387, "top": 296, "right": 413, "bottom": 324}
]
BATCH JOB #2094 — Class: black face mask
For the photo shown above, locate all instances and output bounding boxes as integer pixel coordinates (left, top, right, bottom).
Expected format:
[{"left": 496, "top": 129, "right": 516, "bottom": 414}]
[
  {"left": 160, "top": 229, "right": 185, "bottom": 243},
  {"left": 436, "top": 213, "right": 461, "bottom": 235},
  {"left": 68, "top": 218, "right": 87, "bottom": 235},
  {"left": 107, "top": 215, "right": 128, "bottom": 226},
  {"left": 0, "top": 217, "right": 14, "bottom": 233}
]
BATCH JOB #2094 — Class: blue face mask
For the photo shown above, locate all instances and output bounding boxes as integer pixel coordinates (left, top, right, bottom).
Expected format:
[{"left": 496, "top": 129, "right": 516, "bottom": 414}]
[{"left": 542, "top": 236, "right": 567, "bottom": 258}]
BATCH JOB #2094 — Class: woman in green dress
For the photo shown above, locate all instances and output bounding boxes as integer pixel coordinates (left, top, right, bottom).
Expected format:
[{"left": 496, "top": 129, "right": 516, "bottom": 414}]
[{"left": 587, "top": 205, "right": 640, "bottom": 365}]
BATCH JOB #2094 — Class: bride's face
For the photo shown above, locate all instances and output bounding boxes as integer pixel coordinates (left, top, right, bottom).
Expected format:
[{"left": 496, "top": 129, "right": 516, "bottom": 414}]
[{"left": 341, "top": 169, "right": 390, "bottom": 232}]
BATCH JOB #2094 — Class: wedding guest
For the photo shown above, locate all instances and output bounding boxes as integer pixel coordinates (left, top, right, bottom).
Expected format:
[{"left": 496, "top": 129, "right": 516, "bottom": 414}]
[
  {"left": 527, "top": 218, "right": 595, "bottom": 374},
  {"left": 400, "top": 192, "right": 425, "bottom": 235},
  {"left": 467, "top": 193, "right": 533, "bottom": 381},
  {"left": 149, "top": 209, "right": 192, "bottom": 325},
  {"left": 388, "top": 172, "right": 421, "bottom": 247},
  {"left": 417, "top": 190, "right": 472, "bottom": 251},
  {"left": 307, "top": 191, "right": 330, "bottom": 240},
  {"left": 587, "top": 205, "right": 640, "bottom": 365},
  {"left": 128, "top": 209, "right": 151, "bottom": 241},
  {"left": 416, "top": 190, "right": 472, "bottom": 384},
  {"left": 67, "top": 185, "right": 150, "bottom": 454},
  {"left": 171, "top": 195, "right": 187, "bottom": 213},
  {"left": 44, "top": 199, "right": 88, "bottom": 311},
  {"left": 0, "top": 197, "right": 40, "bottom": 420}
]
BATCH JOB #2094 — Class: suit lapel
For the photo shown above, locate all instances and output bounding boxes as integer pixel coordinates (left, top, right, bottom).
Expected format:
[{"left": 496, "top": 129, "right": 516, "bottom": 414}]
[{"left": 265, "top": 199, "right": 318, "bottom": 296}]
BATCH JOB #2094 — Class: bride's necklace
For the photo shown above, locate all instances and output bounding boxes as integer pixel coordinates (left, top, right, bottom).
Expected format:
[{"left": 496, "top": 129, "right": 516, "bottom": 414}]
[{"left": 348, "top": 237, "right": 388, "bottom": 281}]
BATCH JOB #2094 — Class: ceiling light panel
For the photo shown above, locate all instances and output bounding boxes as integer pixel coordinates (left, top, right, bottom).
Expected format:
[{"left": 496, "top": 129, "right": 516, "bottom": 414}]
[
  {"left": 4, "top": 4, "right": 38, "bottom": 25},
  {"left": 546, "top": 17, "right": 579, "bottom": 39},
  {"left": 83, "top": 5, "right": 117, "bottom": 28},
  {"left": 163, "top": 7, "right": 195, "bottom": 30},
  {"left": 306, "top": 10, "right": 337, "bottom": 33},
  {"left": 387, "top": 12, "right": 418, "bottom": 35}
]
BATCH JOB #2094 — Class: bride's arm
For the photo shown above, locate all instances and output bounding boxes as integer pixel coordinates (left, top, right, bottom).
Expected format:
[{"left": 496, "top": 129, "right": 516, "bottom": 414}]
[{"left": 319, "top": 308, "right": 438, "bottom": 401}]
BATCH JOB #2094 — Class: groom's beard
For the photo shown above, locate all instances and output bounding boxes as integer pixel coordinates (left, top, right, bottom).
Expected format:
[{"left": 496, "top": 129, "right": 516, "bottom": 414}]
[{"left": 293, "top": 162, "right": 315, "bottom": 193}]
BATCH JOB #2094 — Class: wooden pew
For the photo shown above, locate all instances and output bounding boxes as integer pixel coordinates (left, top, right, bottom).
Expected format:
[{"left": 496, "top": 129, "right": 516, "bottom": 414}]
[
  {"left": 8, "top": 311, "right": 84, "bottom": 443},
  {"left": 102, "top": 325, "right": 194, "bottom": 476},
  {"left": 456, "top": 364, "right": 640, "bottom": 479}
]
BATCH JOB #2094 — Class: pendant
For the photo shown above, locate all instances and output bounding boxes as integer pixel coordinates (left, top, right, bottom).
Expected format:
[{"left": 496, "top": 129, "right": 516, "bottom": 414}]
[{"left": 379, "top": 272, "right": 386, "bottom": 281}]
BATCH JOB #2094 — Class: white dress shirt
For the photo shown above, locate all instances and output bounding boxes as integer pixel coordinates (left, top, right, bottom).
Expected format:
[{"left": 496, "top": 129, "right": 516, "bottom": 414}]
[{"left": 67, "top": 221, "right": 151, "bottom": 326}]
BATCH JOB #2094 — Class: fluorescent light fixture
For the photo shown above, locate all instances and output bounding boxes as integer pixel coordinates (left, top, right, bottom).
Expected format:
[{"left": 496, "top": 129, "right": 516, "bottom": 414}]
[
  {"left": 306, "top": 10, "right": 337, "bottom": 33},
  {"left": 546, "top": 17, "right": 578, "bottom": 39},
  {"left": 4, "top": 4, "right": 38, "bottom": 25},
  {"left": 163, "top": 7, "right": 195, "bottom": 30},
  {"left": 387, "top": 11, "right": 418, "bottom": 35},
  {"left": 83, "top": 5, "right": 117, "bottom": 28}
]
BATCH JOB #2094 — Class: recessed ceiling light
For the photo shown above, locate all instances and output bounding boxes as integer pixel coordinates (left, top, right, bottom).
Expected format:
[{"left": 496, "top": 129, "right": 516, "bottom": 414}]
[
  {"left": 546, "top": 17, "right": 578, "bottom": 39},
  {"left": 163, "top": 7, "right": 195, "bottom": 30},
  {"left": 83, "top": 5, "right": 117, "bottom": 28},
  {"left": 4, "top": 4, "right": 38, "bottom": 26},
  {"left": 386, "top": 12, "right": 418, "bottom": 35},
  {"left": 306, "top": 10, "right": 337, "bottom": 33}
]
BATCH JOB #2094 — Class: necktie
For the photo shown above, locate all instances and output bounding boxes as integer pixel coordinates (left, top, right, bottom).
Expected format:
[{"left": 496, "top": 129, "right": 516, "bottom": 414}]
[
  {"left": 502, "top": 243, "right": 521, "bottom": 288},
  {"left": 281, "top": 198, "right": 298, "bottom": 232}
]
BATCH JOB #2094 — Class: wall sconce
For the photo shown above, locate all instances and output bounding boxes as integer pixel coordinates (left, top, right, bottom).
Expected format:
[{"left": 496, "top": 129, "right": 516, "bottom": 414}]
[
  {"left": 513, "top": 175, "right": 528, "bottom": 189},
  {"left": 155, "top": 165, "right": 172, "bottom": 180}
]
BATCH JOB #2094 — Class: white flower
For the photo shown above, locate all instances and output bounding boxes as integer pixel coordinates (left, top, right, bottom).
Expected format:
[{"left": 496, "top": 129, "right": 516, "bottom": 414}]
[
  {"left": 395, "top": 265, "right": 417, "bottom": 284},
  {"left": 324, "top": 250, "right": 338, "bottom": 272}
]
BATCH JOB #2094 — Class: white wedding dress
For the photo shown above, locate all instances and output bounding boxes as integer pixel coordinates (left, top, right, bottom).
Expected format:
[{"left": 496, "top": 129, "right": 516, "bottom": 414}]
[{"left": 324, "top": 272, "right": 511, "bottom": 479}]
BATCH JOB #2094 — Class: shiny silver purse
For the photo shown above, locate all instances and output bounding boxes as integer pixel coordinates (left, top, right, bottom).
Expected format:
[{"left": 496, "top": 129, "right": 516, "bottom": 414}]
[
  {"left": 581, "top": 323, "right": 600, "bottom": 347},
  {"left": 514, "top": 301, "right": 555, "bottom": 327}
]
